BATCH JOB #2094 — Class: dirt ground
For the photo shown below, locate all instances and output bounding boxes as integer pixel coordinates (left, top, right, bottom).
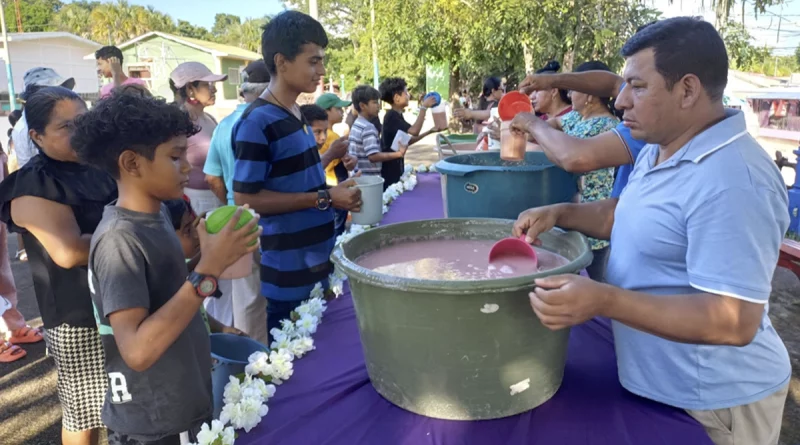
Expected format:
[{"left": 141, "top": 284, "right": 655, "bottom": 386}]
[{"left": 1, "top": 132, "right": 798, "bottom": 444}]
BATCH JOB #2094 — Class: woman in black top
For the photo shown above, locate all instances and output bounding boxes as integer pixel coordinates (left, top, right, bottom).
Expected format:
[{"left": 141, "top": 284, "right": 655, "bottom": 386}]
[
  {"left": 0, "top": 87, "right": 117, "bottom": 445},
  {"left": 378, "top": 77, "right": 442, "bottom": 189}
]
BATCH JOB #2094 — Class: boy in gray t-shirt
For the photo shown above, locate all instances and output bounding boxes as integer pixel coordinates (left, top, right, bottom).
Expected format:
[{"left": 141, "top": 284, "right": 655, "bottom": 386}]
[{"left": 73, "top": 93, "right": 260, "bottom": 444}]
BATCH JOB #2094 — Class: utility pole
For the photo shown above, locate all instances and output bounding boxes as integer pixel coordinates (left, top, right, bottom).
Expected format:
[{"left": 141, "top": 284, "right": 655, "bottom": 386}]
[
  {"left": 12, "top": 0, "right": 21, "bottom": 32},
  {"left": 370, "top": 0, "right": 379, "bottom": 88},
  {"left": 775, "top": 7, "right": 782, "bottom": 78},
  {"left": 0, "top": 0, "right": 17, "bottom": 110}
]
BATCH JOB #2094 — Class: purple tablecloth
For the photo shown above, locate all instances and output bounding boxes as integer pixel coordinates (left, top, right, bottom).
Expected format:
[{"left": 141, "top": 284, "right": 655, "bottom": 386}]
[{"left": 239, "top": 173, "right": 713, "bottom": 445}]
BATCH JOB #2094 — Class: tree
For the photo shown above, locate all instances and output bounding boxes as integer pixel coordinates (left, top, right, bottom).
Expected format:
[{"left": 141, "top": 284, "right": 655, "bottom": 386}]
[
  {"left": 211, "top": 13, "right": 242, "bottom": 39},
  {"left": 3, "top": 0, "right": 63, "bottom": 33},
  {"left": 667, "top": 0, "right": 784, "bottom": 28},
  {"left": 177, "top": 20, "right": 213, "bottom": 41}
]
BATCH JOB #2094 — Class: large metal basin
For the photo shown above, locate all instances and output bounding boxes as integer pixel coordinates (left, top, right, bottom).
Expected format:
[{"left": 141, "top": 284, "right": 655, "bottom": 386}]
[{"left": 331, "top": 218, "right": 591, "bottom": 420}]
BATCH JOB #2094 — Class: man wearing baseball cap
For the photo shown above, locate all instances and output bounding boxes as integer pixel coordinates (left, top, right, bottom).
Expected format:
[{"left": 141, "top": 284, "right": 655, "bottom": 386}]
[
  {"left": 202, "top": 60, "right": 270, "bottom": 343},
  {"left": 12, "top": 67, "right": 76, "bottom": 169}
]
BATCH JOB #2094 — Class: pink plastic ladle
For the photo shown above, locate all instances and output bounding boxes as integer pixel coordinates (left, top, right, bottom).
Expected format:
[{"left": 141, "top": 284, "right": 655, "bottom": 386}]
[{"left": 488, "top": 235, "right": 538, "bottom": 267}]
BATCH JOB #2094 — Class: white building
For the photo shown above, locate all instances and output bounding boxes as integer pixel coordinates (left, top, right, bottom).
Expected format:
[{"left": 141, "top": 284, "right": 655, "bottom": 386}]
[{"left": 0, "top": 32, "right": 102, "bottom": 105}]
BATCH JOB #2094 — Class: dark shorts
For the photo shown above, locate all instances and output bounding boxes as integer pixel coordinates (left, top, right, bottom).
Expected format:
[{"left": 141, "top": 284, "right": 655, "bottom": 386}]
[{"left": 107, "top": 422, "right": 204, "bottom": 445}]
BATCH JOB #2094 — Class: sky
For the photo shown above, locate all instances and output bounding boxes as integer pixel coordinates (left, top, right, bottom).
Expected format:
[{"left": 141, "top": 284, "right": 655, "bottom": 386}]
[
  {"left": 72, "top": 0, "right": 800, "bottom": 56},
  {"left": 74, "top": 0, "right": 287, "bottom": 29}
]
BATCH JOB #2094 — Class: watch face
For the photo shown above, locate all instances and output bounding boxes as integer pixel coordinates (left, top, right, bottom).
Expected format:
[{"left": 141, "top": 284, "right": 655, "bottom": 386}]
[
  {"left": 199, "top": 278, "right": 216, "bottom": 295},
  {"left": 316, "top": 198, "right": 330, "bottom": 211}
]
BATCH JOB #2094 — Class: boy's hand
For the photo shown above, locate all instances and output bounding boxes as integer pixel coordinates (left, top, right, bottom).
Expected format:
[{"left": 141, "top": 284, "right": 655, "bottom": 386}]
[
  {"left": 328, "top": 137, "right": 349, "bottom": 160},
  {"left": 195, "top": 206, "right": 262, "bottom": 277},
  {"left": 109, "top": 56, "right": 123, "bottom": 76},
  {"left": 397, "top": 142, "right": 408, "bottom": 157},
  {"left": 331, "top": 173, "right": 362, "bottom": 211},
  {"left": 422, "top": 95, "right": 438, "bottom": 108},
  {"left": 453, "top": 108, "right": 473, "bottom": 120},
  {"left": 342, "top": 154, "right": 357, "bottom": 171}
]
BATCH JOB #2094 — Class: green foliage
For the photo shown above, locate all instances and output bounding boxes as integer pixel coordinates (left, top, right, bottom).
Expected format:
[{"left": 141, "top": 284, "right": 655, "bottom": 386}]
[
  {"left": 720, "top": 20, "right": 798, "bottom": 76},
  {"left": 289, "top": 0, "right": 659, "bottom": 96},
  {"left": 2, "top": 0, "right": 63, "bottom": 33}
]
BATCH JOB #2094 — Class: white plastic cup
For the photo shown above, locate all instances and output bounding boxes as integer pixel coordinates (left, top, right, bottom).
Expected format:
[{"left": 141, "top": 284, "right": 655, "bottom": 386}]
[
  {"left": 351, "top": 175, "right": 385, "bottom": 226},
  {"left": 432, "top": 103, "right": 448, "bottom": 129}
]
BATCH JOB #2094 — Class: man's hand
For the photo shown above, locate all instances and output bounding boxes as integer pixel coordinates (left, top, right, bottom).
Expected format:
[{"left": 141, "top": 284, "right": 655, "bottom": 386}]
[
  {"left": 330, "top": 174, "right": 362, "bottom": 211},
  {"left": 342, "top": 154, "right": 357, "bottom": 171},
  {"left": 422, "top": 95, "right": 438, "bottom": 108},
  {"left": 529, "top": 274, "right": 612, "bottom": 330},
  {"left": 327, "top": 137, "right": 349, "bottom": 160},
  {"left": 221, "top": 325, "right": 248, "bottom": 336},
  {"left": 518, "top": 73, "right": 555, "bottom": 95},
  {"left": 109, "top": 56, "right": 124, "bottom": 77},
  {"left": 453, "top": 108, "right": 473, "bottom": 120},
  {"left": 195, "top": 206, "right": 261, "bottom": 277},
  {"left": 513, "top": 204, "right": 564, "bottom": 244},
  {"left": 510, "top": 112, "right": 545, "bottom": 136}
]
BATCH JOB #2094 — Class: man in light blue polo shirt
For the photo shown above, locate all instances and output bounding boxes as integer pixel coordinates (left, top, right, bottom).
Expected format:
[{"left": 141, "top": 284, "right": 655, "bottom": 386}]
[
  {"left": 202, "top": 60, "right": 271, "bottom": 344},
  {"left": 513, "top": 17, "right": 790, "bottom": 445},
  {"left": 205, "top": 60, "right": 271, "bottom": 205}
]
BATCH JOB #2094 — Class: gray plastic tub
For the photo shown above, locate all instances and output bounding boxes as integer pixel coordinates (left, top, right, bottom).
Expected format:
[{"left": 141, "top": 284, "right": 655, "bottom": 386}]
[{"left": 330, "top": 218, "right": 592, "bottom": 420}]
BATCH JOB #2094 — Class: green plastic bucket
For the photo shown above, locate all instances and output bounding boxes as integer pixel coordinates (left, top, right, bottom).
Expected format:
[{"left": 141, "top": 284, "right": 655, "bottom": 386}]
[{"left": 331, "top": 218, "right": 592, "bottom": 420}]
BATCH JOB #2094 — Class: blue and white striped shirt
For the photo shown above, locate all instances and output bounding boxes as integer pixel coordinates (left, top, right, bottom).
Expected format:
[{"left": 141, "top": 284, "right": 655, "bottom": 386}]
[{"left": 233, "top": 99, "right": 335, "bottom": 301}]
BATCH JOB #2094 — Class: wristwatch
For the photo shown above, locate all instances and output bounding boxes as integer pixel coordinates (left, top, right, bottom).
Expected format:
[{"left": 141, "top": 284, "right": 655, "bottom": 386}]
[
  {"left": 187, "top": 272, "right": 222, "bottom": 299},
  {"left": 316, "top": 189, "right": 332, "bottom": 211}
]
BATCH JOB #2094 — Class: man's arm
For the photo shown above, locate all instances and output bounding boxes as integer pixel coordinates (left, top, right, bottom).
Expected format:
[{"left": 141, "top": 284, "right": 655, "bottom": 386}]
[
  {"left": 206, "top": 176, "right": 227, "bottom": 203},
  {"left": 520, "top": 71, "right": 624, "bottom": 99},
  {"left": 602, "top": 287, "right": 764, "bottom": 346},
  {"left": 204, "top": 127, "right": 228, "bottom": 203},
  {"left": 514, "top": 199, "right": 617, "bottom": 243},
  {"left": 11, "top": 196, "right": 91, "bottom": 268},
  {"left": 532, "top": 123, "right": 632, "bottom": 173}
]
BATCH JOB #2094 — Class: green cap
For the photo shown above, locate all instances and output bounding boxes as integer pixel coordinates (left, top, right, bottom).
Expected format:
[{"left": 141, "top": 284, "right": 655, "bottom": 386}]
[{"left": 316, "top": 93, "right": 351, "bottom": 110}]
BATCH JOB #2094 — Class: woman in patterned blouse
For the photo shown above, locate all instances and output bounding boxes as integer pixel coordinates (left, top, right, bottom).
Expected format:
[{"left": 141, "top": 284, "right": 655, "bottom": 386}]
[{"left": 548, "top": 61, "right": 621, "bottom": 281}]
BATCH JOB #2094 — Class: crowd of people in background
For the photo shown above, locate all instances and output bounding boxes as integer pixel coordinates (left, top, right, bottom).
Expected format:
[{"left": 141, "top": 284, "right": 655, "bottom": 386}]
[{"left": 0, "top": 10, "right": 792, "bottom": 445}]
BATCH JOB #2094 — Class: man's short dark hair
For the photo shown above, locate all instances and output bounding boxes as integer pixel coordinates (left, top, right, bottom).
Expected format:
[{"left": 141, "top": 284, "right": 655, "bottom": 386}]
[
  {"left": 71, "top": 94, "right": 199, "bottom": 179},
  {"left": 379, "top": 77, "right": 407, "bottom": 104},
  {"left": 95, "top": 45, "right": 123, "bottom": 62},
  {"left": 300, "top": 104, "right": 328, "bottom": 125},
  {"left": 351, "top": 85, "right": 380, "bottom": 112},
  {"left": 621, "top": 16, "right": 728, "bottom": 101},
  {"left": 261, "top": 11, "right": 328, "bottom": 76}
]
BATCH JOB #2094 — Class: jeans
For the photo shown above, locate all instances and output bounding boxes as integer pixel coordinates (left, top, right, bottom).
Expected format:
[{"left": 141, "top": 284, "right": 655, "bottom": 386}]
[
  {"left": 334, "top": 208, "right": 348, "bottom": 237},
  {"left": 266, "top": 299, "right": 304, "bottom": 344},
  {"left": 586, "top": 246, "right": 610, "bottom": 282}
]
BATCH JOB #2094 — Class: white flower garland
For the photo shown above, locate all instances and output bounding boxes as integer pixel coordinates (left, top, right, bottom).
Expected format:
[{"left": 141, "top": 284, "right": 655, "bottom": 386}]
[{"left": 190, "top": 166, "right": 431, "bottom": 444}]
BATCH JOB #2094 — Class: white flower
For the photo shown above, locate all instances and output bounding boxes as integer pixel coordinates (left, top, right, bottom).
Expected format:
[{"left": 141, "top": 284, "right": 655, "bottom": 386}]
[
  {"left": 220, "top": 395, "right": 268, "bottom": 432},
  {"left": 309, "top": 282, "right": 325, "bottom": 300},
  {"left": 428, "top": 164, "right": 437, "bottom": 173},
  {"left": 245, "top": 351, "right": 272, "bottom": 377},
  {"left": 279, "top": 319, "right": 297, "bottom": 338},
  {"left": 268, "top": 350, "right": 294, "bottom": 384},
  {"left": 404, "top": 164, "right": 413, "bottom": 173},
  {"left": 289, "top": 336, "right": 315, "bottom": 358},
  {"left": 270, "top": 334, "right": 292, "bottom": 352},
  {"left": 241, "top": 375, "right": 276, "bottom": 402},
  {"left": 305, "top": 297, "right": 326, "bottom": 317},
  {"left": 295, "top": 313, "right": 319, "bottom": 336},
  {"left": 222, "top": 375, "right": 243, "bottom": 405},
  {"left": 195, "top": 420, "right": 234, "bottom": 445},
  {"left": 382, "top": 205, "right": 389, "bottom": 214},
  {"left": 416, "top": 164, "right": 428, "bottom": 172}
]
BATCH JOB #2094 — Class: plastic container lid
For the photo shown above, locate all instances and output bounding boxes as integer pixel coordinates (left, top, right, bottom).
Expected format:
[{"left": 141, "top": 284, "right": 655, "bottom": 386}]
[
  {"left": 498, "top": 91, "right": 533, "bottom": 121},
  {"left": 424, "top": 91, "right": 442, "bottom": 107}
]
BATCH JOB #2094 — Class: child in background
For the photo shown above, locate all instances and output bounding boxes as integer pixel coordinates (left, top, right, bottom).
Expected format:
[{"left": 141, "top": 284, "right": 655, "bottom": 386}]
[
  {"left": 73, "top": 92, "right": 260, "bottom": 444},
  {"left": 164, "top": 196, "right": 247, "bottom": 337},
  {"left": 349, "top": 85, "right": 406, "bottom": 177},
  {"left": 300, "top": 104, "right": 356, "bottom": 236},
  {"left": 378, "top": 77, "right": 441, "bottom": 189}
]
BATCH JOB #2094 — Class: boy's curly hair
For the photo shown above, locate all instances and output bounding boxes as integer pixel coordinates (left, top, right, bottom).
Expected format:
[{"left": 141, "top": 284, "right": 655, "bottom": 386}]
[{"left": 71, "top": 94, "right": 199, "bottom": 179}]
